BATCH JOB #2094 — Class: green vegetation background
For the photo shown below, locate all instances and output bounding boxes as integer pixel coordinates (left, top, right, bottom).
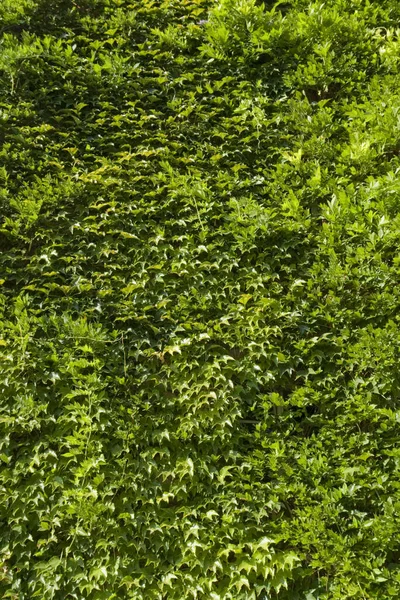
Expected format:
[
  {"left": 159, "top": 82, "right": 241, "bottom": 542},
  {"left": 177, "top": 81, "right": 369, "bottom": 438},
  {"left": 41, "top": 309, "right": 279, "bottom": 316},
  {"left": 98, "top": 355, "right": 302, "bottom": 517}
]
[{"left": 1, "top": 0, "right": 400, "bottom": 597}]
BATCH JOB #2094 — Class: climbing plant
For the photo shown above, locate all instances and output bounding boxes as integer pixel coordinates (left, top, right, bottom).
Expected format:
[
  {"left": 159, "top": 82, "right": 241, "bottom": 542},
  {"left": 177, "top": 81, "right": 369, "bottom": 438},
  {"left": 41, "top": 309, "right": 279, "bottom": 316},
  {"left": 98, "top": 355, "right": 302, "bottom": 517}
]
[{"left": 2, "top": 0, "right": 400, "bottom": 598}]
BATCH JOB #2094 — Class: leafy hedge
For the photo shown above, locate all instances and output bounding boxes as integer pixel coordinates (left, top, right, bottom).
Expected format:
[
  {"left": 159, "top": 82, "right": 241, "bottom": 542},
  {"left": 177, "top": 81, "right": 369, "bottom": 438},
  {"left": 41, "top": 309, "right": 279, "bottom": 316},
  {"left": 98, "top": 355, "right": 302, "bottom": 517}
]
[{"left": 2, "top": 0, "right": 400, "bottom": 598}]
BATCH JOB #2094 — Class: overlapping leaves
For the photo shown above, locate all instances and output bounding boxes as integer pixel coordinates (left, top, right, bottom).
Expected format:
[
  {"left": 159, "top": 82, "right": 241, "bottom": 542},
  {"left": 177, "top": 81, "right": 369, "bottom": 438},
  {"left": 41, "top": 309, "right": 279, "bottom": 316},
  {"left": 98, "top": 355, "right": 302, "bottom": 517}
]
[{"left": 1, "top": 0, "right": 400, "bottom": 598}]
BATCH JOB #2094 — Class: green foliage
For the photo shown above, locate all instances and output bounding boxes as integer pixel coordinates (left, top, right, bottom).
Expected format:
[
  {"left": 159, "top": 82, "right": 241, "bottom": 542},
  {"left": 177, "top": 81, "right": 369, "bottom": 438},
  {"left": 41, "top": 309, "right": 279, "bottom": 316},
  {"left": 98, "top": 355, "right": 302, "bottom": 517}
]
[{"left": 1, "top": 0, "right": 400, "bottom": 598}]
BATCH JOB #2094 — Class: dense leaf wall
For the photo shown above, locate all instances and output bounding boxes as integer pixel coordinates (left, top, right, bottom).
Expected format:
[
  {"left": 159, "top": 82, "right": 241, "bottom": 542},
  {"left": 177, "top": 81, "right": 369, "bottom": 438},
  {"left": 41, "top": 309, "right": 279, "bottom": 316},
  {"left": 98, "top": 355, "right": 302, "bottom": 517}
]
[{"left": 2, "top": 0, "right": 400, "bottom": 598}]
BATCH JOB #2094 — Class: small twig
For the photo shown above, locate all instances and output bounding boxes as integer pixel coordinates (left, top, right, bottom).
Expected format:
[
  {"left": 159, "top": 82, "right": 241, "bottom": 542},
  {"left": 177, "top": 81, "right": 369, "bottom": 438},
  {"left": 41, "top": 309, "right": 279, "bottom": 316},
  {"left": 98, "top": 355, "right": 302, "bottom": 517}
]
[
  {"left": 121, "top": 333, "right": 127, "bottom": 377},
  {"left": 193, "top": 196, "right": 204, "bottom": 231}
]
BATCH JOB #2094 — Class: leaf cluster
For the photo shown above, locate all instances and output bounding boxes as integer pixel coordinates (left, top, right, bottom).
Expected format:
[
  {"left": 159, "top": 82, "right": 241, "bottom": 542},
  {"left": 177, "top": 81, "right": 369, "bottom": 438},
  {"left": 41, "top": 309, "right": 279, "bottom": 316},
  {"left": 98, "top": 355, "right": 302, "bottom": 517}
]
[{"left": 1, "top": 0, "right": 400, "bottom": 598}]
